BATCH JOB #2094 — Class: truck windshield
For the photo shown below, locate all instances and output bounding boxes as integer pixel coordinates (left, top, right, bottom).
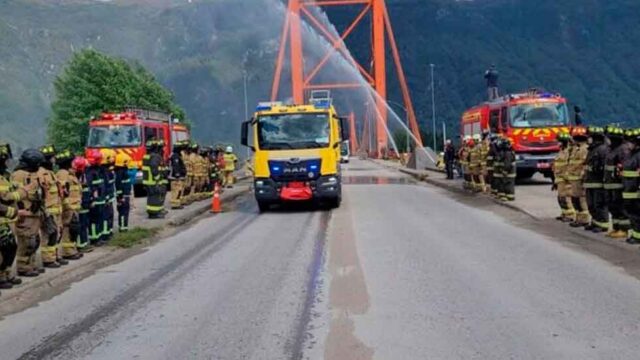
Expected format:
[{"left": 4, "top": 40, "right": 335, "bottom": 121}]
[
  {"left": 87, "top": 125, "right": 142, "bottom": 147},
  {"left": 258, "top": 113, "right": 330, "bottom": 150},
  {"left": 510, "top": 102, "right": 569, "bottom": 128}
]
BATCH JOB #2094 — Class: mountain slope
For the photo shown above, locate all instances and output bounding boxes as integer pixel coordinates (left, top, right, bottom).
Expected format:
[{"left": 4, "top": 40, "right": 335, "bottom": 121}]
[{"left": 1, "top": 0, "right": 640, "bottom": 151}]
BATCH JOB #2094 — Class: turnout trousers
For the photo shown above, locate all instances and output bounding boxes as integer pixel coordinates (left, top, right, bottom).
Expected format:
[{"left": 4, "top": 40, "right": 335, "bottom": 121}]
[
  {"left": 117, "top": 197, "right": 131, "bottom": 232},
  {"left": 586, "top": 187, "right": 609, "bottom": 230},
  {"left": 0, "top": 225, "right": 17, "bottom": 282}
]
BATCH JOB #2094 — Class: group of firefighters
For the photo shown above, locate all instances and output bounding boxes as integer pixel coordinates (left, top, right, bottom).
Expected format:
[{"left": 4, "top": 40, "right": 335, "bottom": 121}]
[
  {"left": 552, "top": 125, "right": 640, "bottom": 244},
  {"left": 457, "top": 131, "right": 517, "bottom": 201},
  {"left": 0, "top": 140, "right": 238, "bottom": 295},
  {"left": 144, "top": 140, "right": 238, "bottom": 218}
]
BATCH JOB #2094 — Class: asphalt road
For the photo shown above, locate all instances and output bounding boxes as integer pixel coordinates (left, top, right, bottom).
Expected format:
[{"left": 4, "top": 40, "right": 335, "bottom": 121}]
[{"left": 2, "top": 159, "right": 640, "bottom": 359}]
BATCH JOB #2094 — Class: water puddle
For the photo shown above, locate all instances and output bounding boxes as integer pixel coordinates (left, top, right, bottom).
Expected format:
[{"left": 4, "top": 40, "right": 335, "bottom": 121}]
[{"left": 342, "top": 176, "right": 415, "bottom": 185}]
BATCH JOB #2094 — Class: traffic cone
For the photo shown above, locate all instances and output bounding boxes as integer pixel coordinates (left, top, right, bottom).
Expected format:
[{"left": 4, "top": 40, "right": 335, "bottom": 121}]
[{"left": 211, "top": 183, "right": 222, "bottom": 213}]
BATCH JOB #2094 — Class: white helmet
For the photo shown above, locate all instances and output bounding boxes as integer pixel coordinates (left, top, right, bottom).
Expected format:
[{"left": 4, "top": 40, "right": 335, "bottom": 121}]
[{"left": 225, "top": 146, "right": 233, "bottom": 153}]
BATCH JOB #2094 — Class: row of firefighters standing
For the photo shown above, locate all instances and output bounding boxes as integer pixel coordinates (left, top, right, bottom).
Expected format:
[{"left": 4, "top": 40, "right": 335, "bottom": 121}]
[
  {"left": 458, "top": 132, "right": 517, "bottom": 201},
  {"left": 0, "top": 141, "right": 238, "bottom": 294},
  {"left": 144, "top": 140, "right": 238, "bottom": 218},
  {"left": 553, "top": 126, "right": 640, "bottom": 244}
]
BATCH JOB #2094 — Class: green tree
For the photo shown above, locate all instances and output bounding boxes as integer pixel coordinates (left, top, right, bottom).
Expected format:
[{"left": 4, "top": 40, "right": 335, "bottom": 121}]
[{"left": 47, "top": 49, "right": 187, "bottom": 152}]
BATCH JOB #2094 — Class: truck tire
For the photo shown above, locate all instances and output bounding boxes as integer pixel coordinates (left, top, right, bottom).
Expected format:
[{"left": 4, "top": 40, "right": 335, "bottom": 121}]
[
  {"left": 327, "top": 196, "right": 341, "bottom": 209},
  {"left": 257, "top": 201, "right": 270, "bottom": 213}
]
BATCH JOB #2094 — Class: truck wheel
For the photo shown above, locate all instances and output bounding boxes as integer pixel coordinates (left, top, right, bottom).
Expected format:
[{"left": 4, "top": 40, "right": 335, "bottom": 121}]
[
  {"left": 327, "top": 196, "right": 341, "bottom": 209},
  {"left": 257, "top": 201, "right": 270, "bottom": 213}
]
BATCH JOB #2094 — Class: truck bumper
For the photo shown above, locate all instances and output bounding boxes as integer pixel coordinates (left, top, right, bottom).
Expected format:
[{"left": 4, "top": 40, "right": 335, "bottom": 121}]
[
  {"left": 254, "top": 175, "right": 341, "bottom": 203},
  {"left": 516, "top": 153, "right": 557, "bottom": 172}
]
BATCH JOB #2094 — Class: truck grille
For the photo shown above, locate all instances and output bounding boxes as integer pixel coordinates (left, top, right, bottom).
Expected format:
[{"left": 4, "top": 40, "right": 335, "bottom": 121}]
[{"left": 268, "top": 159, "right": 321, "bottom": 182}]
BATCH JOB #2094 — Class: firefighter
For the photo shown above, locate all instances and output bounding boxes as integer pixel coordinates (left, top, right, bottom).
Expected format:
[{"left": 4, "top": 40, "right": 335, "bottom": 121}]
[
  {"left": 623, "top": 129, "right": 640, "bottom": 244},
  {"left": 209, "top": 147, "right": 223, "bottom": 188},
  {"left": 493, "top": 138, "right": 505, "bottom": 199},
  {"left": 115, "top": 153, "right": 132, "bottom": 232},
  {"left": 196, "top": 148, "right": 207, "bottom": 199},
  {"left": 604, "top": 125, "right": 632, "bottom": 239},
  {"left": 551, "top": 132, "right": 575, "bottom": 222},
  {"left": 479, "top": 131, "right": 490, "bottom": 193},
  {"left": 486, "top": 134, "right": 498, "bottom": 196},
  {"left": 143, "top": 140, "right": 167, "bottom": 219},
  {"left": 459, "top": 137, "right": 471, "bottom": 189},
  {"left": 500, "top": 138, "right": 517, "bottom": 201},
  {"left": 200, "top": 146, "right": 213, "bottom": 195},
  {"left": 101, "top": 149, "right": 116, "bottom": 241},
  {"left": 55, "top": 150, "right": 83, "bottom": 260},
  {"left": 223, "top": 146, "right": 238, "bottom": 188},
  {"left": 468, "top": 135, "right": 481, "bottom": 192},
  {"left": 73, "top": 156, "right": 92, "bottom": 252},
  {"left": 85, "top": 149, "right": 106, "bottom": 246},
  {"left": 0, "top": 143, "right": 27, "bottom": 288},
  {"left": 567, "top": 126, "right": 591, "bottom": 228},
  {"left": 38, "top": 145, "right": 65, "bottom": 268},
  {"left": 180, "top": 141, "right": 192, "bottom": 206},
  {"left": 583, "top": 127, "right": 609, "bottom": 233},
  {"left": 169, "top": 142, "right": 187, "bottom": 209},
  {"left": 216, "top": 145, "right": 227, "bottom": 187},
  {"left": 12, "top": 149, "right": 46, "bottom": 277},
  {"left": 188, "top": 143, "right": 199, "bottom": 202}
]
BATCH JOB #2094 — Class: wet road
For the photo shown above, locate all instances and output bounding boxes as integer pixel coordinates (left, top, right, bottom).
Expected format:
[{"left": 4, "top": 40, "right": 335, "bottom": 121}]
[{"left": 3, "top": 159, "right": 640, "bottom": 359}]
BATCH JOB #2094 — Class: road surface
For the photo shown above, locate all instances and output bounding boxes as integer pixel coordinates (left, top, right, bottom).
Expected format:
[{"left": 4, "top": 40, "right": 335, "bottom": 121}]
[{"left": 2, "top": 159, "right": 640, "bottom": 360}]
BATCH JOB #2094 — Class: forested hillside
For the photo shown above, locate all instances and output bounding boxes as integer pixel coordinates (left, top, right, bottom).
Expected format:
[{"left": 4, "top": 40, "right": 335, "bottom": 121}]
[{"left": 1, "top": 0, "right": 640, "bottom": 150}]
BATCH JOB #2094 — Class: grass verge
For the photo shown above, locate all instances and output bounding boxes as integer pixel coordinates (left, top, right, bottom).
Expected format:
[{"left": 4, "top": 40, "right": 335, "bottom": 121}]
[{"left": 109, "top": 227, "right": 161, "bottom": 248}]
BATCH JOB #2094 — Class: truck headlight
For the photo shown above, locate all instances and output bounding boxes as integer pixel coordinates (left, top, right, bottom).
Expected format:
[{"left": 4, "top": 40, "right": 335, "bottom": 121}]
[
  {"left": 322, "top": 177, "right": 338, "bottom": 186},
  {"left": 515, "top": 155, "right": 522, "bottom": 161},
  {"left": 256, "top": 180, "right": 264, "bottom": 187}
]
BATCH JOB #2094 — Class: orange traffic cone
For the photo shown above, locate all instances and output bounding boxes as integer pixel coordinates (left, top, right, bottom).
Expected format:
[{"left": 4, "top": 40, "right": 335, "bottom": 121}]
[{"left": 211, "top": 183, "right": 222, "bottom": 213}]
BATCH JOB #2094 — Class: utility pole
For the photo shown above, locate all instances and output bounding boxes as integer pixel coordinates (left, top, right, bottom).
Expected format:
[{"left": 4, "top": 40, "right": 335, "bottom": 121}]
[
  {"left": 430, "top": 63, "right": 436, "bottom": 152},
  {"left": 442, "top": 121, "right": 446, "bottom": 150},
  {"left": 243, "top": 70, "right": 250, "bottom": 160}
]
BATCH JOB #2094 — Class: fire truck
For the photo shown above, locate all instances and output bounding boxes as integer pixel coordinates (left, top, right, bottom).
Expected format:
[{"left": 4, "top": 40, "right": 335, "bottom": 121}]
[
  {"left": 460, "top": 89, "right": 571, "bottom": 178},
  {"left": 241, "top": 91, "right": 348, "bottom": 212},
  {"left": 85, "top": 108, "right": 190, "bottom": 194}
]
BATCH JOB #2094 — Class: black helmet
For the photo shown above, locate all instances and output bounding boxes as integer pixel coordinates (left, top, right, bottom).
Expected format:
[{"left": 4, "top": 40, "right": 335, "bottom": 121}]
[{"left": 19, "top": 149, "right": 46, "bottom": 171}]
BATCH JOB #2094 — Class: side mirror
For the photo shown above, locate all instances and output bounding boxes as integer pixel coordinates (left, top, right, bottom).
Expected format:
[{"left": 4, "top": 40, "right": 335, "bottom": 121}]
[
  {"left": 339, "top": 117, "right": 349, "bottom": 142},
  {"left": 241, "top": 120, "right": 255, "bottom": 151}
]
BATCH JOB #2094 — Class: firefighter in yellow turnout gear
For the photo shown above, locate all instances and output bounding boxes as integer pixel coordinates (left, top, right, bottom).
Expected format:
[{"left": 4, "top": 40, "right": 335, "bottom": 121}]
[
  {"left": 0, "top": 143, "right": 26, "bottom": 289},
  {"left": 223, "top": 146, "right": 238, "bottom": 188},
  {"left": 38, "top": 145, "right": 67, "bottom": 268},
  {"left": 567, "top": 127, "right": 591, "bottom": 227},
  {"left": 169, "top": 141, "right": 187, "bottom": 209},
  {"left": 11, "top": 149, "right": 46, "bottom": 277},
  {"left": 552, "top": 132, "right": 576, "bottom": 222},
  {"left": 55, "top": 150, "right": 83, "bottom": 260}
]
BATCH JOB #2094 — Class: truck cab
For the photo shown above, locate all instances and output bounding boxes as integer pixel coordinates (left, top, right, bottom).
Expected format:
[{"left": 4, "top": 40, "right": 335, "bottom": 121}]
[
  {"left": 241, "top": 91, "right": 348, "bottom": 212},
  {"left": 461, "top": 89, "right": 570, "bottom": 178}
]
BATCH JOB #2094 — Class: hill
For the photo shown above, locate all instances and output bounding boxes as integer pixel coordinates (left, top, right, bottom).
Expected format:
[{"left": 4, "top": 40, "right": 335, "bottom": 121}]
[{"left": 1, "top": 0, "right": 640, "bottom": 151}]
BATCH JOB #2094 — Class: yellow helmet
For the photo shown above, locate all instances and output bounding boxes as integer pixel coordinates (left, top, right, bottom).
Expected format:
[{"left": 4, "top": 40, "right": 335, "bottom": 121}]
[
  {"left": 115, "top": 152, "right": 132, "bottom": 168},
  {"left": 100, "top": 149, "right": 116, "bottom": 165}
]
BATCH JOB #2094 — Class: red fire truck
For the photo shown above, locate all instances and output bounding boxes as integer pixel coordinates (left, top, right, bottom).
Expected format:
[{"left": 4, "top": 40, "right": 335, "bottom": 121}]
[
  {"left": 460, "top": 89, "right": 571, "bottom": 178},
  {"left": 85, "top": 108, "right": 190, "bottom": 192}
]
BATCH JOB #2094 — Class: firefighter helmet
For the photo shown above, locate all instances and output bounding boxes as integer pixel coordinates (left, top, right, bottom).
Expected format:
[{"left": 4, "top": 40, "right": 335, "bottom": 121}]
[
  {"left": 86, "top": 149, "right": 103, "bottom": 166},
  {"left": 39, "top": 144, "right": 56, "bottom": 158},
  {"left": 19, "top": 149, "right": 46, "bottom": 171},
  {"left": 56, "top": 149, "right": 73, "bottom": 163},
  {"left": 72, "top": 156, "right": 88, "bottom": 173},
  {"left": 571, "top": 126, "right": 587, "bottom": 139},
  {"left": 225, "top": 146, "right": 233, "bottom": 153}
]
